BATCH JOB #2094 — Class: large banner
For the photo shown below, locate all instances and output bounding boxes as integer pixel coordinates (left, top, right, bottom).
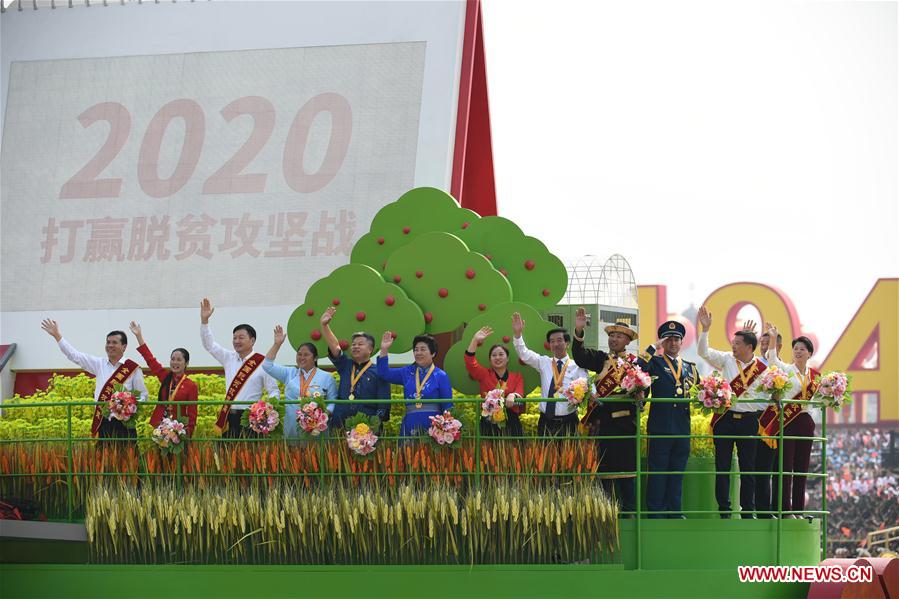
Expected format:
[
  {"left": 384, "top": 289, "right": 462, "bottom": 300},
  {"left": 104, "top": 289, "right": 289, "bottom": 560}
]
[{"left": 2, "top": 43, "right": 425, "bottom": 310}]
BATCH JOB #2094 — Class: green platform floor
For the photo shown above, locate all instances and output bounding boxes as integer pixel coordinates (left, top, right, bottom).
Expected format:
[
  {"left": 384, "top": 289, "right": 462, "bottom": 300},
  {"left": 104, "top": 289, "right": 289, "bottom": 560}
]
[{"left": 1, "top": 519, "right": 821, "bottom": 598}]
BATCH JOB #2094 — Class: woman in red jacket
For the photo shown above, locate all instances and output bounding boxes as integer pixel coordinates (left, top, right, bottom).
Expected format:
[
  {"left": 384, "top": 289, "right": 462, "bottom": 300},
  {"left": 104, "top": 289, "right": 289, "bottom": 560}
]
[
  {"left": 129, "top": 322, "right": 198, "bottom": 437},
  {"left": 464, "top": 326, "right": 525, "bottom": 437}
]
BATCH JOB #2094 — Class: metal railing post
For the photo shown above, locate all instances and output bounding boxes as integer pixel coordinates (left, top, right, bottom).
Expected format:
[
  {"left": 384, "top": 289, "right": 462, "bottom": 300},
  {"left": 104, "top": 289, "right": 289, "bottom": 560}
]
[
  {"left": 821, "top": 404, "right": 828, "bottom": 560},
  {"left": 776, "top": 402, "right": 784, "bottom": 564},
  {"left": 635, "top": 399, "right": 642, "bottom": 570},
  {"left": 66, "top": 403, "right": 74, "bottom": 522}
]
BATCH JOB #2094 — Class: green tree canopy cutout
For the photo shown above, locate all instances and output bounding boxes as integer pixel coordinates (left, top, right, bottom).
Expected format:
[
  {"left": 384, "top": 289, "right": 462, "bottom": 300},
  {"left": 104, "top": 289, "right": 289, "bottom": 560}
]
[
  {"left": 383, "top": 232, "right": 512, "bottom": 335},
  {"left": 287, "top": 264, "right": 425, "bottom": 355},
  {"left": 454, "top": 216, "right": 568, "bottom": 309},
  {"left": 350, "top": 187, "right": 480, "bottom": 272},
  {"left": 443, "top": 302, "right": 557, "bottom": 396}
]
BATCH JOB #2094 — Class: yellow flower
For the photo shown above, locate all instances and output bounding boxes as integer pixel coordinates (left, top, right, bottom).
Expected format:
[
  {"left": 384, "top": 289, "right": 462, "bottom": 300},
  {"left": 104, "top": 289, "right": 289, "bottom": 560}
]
[
  {"left": 492, "top": 410, "right": 506, "bottom": 423},
  {"left": 354, "top": 423, "right": 371, "bottom": 435}
]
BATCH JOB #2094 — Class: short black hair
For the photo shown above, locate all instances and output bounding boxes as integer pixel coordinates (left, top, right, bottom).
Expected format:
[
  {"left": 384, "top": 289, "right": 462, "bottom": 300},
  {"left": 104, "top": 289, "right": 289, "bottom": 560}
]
[
  {"left": 412, "top": 334, "right": 438, "bottom": 355},
  {"left": 107, "top": 330, "right": 127, "bottom": 345},
  {"left": 546, "top": 328, "right": 571, "bottom": 343},
  {"left": 488, "top": 344, "right": 510, "bottom": 358},
  {"left": 792, "top": 336, "right": 814, "bottom": 354},
  {"left": 734, "top": 330, "right": 757, "bottom": 351},
  {"left": 298, "top": 342, "right": 319, "bottom": 360},
  {"left": 352, "top": 332, "right": 376, "bottom": 350},
  {"left": 171, "top": 348, "right": 190, "bottom": 363},
  {"left": 233, "top": 324, "right": 257, "bottom": 340}
]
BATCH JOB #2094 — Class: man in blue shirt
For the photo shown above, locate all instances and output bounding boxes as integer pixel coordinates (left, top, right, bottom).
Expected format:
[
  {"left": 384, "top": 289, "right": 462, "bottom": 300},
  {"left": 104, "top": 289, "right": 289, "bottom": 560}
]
[{"left": 320, "top": 307, "right": 391, "bottom": 430}]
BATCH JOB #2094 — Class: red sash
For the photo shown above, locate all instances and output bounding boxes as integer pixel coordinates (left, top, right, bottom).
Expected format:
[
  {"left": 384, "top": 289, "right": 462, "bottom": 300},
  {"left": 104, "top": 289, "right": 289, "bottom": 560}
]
[
  {"left": 757, "top": 367, "right": 819, "bottom": 448},
  {"left": 580, "top": 354, "right": 633, "bottom": 429},
  {"left": 710, "top": 358, "right": 766, "bottom": 430},
  {"left": 91, "top": 359, "right": 140, "bottom": 435},
  {"left": 215, "top": 353, "right": 266, "bottom": 432}
]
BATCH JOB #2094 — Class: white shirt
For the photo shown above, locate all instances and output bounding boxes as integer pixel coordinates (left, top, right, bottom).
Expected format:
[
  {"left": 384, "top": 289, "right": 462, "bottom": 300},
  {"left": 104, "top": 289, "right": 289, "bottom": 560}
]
[
  {"left": 513, "top": 336, "right": 589, "bottom": 417},
  {"left": 697, "top": 332, "right": 769, "bottom": 412},
  {"left": 57, "top": 338, "right": 148, "bottom": 404},
  {"left": 201, "top": 324, "right": 280, "bottom": 410},
  {"left": 764, "top": 349, "right": 821, "bottom": 420}
]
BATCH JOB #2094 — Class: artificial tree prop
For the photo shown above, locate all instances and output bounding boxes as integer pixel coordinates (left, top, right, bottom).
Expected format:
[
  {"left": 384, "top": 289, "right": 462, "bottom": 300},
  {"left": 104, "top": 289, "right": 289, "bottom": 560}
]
[
  {"left": 350, "top": 187, "right": 480, "bottom": 273},
  {"left": 443, "top": 301, "right": 558, "bottom": 396},
  {"left": 382, "top": 231, "right": 513, "bottom": 334},
  {"left": 454, "top": 216, "right": 568, "bottom": 310},
  {"left": 286, "top": 264, "right": 425, "bottom": 355}
]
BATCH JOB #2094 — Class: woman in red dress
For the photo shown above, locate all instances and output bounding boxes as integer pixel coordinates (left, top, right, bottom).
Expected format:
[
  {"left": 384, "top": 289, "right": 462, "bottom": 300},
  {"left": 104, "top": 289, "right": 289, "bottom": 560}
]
[
  {"left": 129, "top": 322, "right": 198, "bottom": 438},
  {"left": 464, "top": 326, "right": 525, "bottom": 437}
]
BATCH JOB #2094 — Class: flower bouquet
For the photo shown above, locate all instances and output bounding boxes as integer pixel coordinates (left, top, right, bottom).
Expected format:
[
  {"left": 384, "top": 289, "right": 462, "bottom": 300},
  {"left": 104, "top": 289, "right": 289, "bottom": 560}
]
[
  {"left": 560, "top": 377, "right": 590, "bottom": 407},
  {"left": 813, "top": 371, "right": 852, "bottom": 411},
  {"left": 102, "top": 384, "right": 141, "bottom": 428},
  {"left": 151, "top": 417, "right": 188, "bottom": 454},
  {"left": 758, "top": 365, "right": 793, "bottom": 402},
  {"left": 296, "top": 391, "right": 329, "bottom": 439},
  {"left": 614, "top": 361, "right": 654, "bottom": 397},
  {"left": 481, "top": 388, "right": 507, "bottom": 428},
  {"left": 428, "top": 410, "right": 463, "bottom": 447},
  {"left": 241, "top": 399, "right": 281, "bottom": 436},
  {"left": 689, "top": 372, "right": 733, "bottom": 415},
  {"left": 344, "top": 413, "right": 380, "bottom": 457}
]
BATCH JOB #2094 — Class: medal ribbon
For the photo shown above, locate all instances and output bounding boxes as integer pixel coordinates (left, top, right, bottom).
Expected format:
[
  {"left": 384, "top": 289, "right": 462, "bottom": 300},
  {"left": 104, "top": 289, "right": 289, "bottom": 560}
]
[
  {"left": 415, "top": 364, "right": 436, "bottom": 399},
  {"left": 300, "top": 368, "right": 318, "bottom": 398},
  {"left": 349, "top": 361, "right": 373, "bottom": 397},
  {"left": 551, "top": 358, "right": 569, "bottom": 396}
]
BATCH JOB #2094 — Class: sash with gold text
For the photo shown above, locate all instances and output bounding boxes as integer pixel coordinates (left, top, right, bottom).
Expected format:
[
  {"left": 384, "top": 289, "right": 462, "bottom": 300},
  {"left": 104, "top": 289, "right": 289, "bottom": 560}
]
[
  {"left": 710, "top": 358, "right": 766, "bottom": 430},
  {"left": 758, "top": 367, "right": 820, "bottom": 448},
  {"left": 580, "top": 354, "right": 635, "bottom": 429},
  {"left": 215, "top": 353, "right": 266, "bottom": 432},
  {"left": 91, "top": 359, "right": 140, "bottom": 435}
]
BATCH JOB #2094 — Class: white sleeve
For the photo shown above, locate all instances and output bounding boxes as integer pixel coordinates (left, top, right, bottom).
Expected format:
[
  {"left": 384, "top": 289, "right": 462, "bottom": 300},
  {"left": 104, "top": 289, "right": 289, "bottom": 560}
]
[
  {"left": 57, "top": 338, "right": 103, "bottom": 375},
  {"left": 130, "top": 369, "right": 149, "bottom": 402},
  {"left": 765, "top": 348, "right": 790, "bottom": 371},
  {"left": 697, "top": 332, "right": 729, "bottom": 370},
  {"left": 512, "top": 336, "right": 542, "bottom": 369},
  {"left": 200, "top": 323, "right": 231, "bottom": 365}
]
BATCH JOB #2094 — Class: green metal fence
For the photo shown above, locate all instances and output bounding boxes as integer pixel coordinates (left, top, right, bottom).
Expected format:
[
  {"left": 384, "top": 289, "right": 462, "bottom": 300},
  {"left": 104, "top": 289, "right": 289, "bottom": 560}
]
[{"left": 0, "top": 396, "right": 828, "bottom": 566}]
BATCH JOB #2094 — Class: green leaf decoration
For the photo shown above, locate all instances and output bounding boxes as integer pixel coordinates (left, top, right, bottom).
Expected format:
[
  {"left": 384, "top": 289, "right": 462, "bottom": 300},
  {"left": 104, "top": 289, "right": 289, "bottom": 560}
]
[
  {"left": 382, "top": 231, "right": 512, "bottom": 334},
  {"left": 287, "top": 263, "right": 425, "bottom": 354},
  {"left": 453, "top": 216, "right": 568, "bottom": 309},
  {"left": 350, "top": 187, "right": 480, "bottom": 273}
]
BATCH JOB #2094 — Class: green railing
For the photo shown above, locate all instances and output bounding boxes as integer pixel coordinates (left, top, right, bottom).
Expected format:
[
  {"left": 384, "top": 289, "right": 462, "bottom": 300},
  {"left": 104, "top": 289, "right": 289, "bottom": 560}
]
[{"left": 0, "top": 396, "right": 828, "bottom": 566}]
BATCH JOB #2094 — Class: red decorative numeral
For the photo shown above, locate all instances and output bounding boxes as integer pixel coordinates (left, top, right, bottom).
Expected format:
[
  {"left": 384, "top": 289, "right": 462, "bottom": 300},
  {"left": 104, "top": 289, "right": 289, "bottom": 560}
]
[
  {"left": 138, "top": 99, "right": 206, "bottom": 198},
  {"left": 202, "top": 96, "right": 275, "bottom": 195},
  {"left": 283, "top": 92, "right": 352, "bottom": 193},
  {"left": 59, "top": 102, "right": 132, "bottom": 199}
]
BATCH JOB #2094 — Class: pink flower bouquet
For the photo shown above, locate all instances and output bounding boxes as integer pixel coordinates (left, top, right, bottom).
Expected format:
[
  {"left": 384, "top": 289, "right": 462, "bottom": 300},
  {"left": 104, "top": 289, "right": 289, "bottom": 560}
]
[
  {"left": 689, "top": 372, "right": 733, "bottom": 415},
  {"left": 151, "top": 417, "right": 188, "bottom": 454},
  {"left": 481, "top": 388, "right": 507, "bottom": 428},
  {"left": 428, "top": 410, "right": 463, "bottom": 446},
  {"left": 814, "top": 371, "right": 852, "bottom": 411},
  {"left": 242, "top": 399, "right": 281, "bottom": 435}
]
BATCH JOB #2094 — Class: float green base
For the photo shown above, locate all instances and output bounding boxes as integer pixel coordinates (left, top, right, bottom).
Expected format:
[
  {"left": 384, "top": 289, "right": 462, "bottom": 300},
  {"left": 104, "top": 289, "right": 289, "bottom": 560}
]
[{"left": 1, "top": 519, "right": 821, "bottom": 598}]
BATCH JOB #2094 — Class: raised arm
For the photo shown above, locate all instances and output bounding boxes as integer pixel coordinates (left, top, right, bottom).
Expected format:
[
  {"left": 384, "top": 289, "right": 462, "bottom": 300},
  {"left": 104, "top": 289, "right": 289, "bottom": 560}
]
[
  {"left": 571, "top": 307, "right": 608, "bottom": 370},
  {"left": 464, "top": 327, "right": 492, "bottom": 382},
  {"left": 199, "top": 298, "right": 230, "bottom": 364},
  {"left": 42, "top": 319, "right": 103, "bottom": 375},
  {"left": 697, "top": 306, "right": 729, "bottom": 369},
  {"left": 375, "top": 331, "right": 406, "bottom": 384},
  {"left": 130, "top": 321, "right": 168, "bottom": 382},
  {"left": 266, "top": 325, "right": 287, "bottom": 361},
  {"left": 320, "top": 307, "right": 342, "bottom": 359},
  {"left": 511, "top": 312, "right": 542, "bottom": 368},
  {"left": 763, "top": 323, "right": 790, "bottom": 370}
]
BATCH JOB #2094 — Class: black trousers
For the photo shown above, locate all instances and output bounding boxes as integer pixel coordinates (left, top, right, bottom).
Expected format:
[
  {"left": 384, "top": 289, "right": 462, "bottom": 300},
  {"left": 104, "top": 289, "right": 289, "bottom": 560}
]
[
  {"left": 601, "top": 477, "right": 636, "bottom": 516},
  {"left": 754, "top": 438, "right": 777, "bottom": 518},
  {"left": 221, "top": 410, "right": 260, "bottom": 439},
  {"left": 97, "top": 418, "right": 137, "bottom": 444},
  {"left": 537, "top": 413, "right": 578, "bottom": 438},
  {"left": 713, "top": 411, "right": 762, "bottom": 518}
]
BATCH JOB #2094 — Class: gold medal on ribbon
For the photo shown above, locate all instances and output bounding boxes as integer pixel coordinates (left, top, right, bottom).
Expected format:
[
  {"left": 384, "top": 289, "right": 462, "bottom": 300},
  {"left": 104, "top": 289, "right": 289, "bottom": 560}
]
[
  {"left": 348, "top": 361, "right": 373, "bottom": 403},
  {"left": 348, "top": 393, "right": 355, "bottom": 400},
  {"left": 414, "top": 365, "right": 435, "bottom": 409}
]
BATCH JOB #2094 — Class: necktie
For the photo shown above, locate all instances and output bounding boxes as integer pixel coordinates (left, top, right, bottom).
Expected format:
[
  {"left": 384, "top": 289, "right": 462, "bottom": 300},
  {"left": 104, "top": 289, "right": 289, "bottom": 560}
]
[{"left": 546, "top": 359, "right": 564, "bottom": 417}]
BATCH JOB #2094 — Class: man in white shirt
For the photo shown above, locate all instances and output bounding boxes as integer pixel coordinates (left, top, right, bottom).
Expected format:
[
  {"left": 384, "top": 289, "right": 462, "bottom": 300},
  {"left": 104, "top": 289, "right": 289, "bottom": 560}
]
[
  {"left": 200, "top": 298, "right": 280, "bottom": 438},
  {"left": 41, "top": 319, "right": 148, "bottom": 442},
  {"left": 757, "top": 331, "right": 783, "bottom": 366},
  {"left": 511, "top": 312, "right": 588, "bottom": 437},
  {"left": 697, "top": 306, "right": 770, "bottom": 519}
]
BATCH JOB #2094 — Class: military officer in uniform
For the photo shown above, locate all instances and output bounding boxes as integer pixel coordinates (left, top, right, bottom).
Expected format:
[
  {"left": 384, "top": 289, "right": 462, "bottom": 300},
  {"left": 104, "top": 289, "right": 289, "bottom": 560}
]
[
  {"left": 572, "top": 308, "right": 640, "bottom": 517},
  {"left": 636, "top": 321, "right": 699, "bottom": 518}
]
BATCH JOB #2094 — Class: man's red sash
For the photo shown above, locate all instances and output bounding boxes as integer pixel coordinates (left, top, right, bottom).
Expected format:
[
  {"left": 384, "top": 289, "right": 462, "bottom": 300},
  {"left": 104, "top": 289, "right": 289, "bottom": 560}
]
[
  {"left": 757, "top": 367, "right": 820, "bottom": 448},
  {"left": 710, "top": 358, "right": 766, "bottom": 430},
  {"left": 215, "top": 353, "right": 266, "bottom": 432},
  {"left": 91, "top": 359, "right": 140, "bottom": 435},
  {"left": 579, "top": 354, "right": 633, "bottom": 429}
]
